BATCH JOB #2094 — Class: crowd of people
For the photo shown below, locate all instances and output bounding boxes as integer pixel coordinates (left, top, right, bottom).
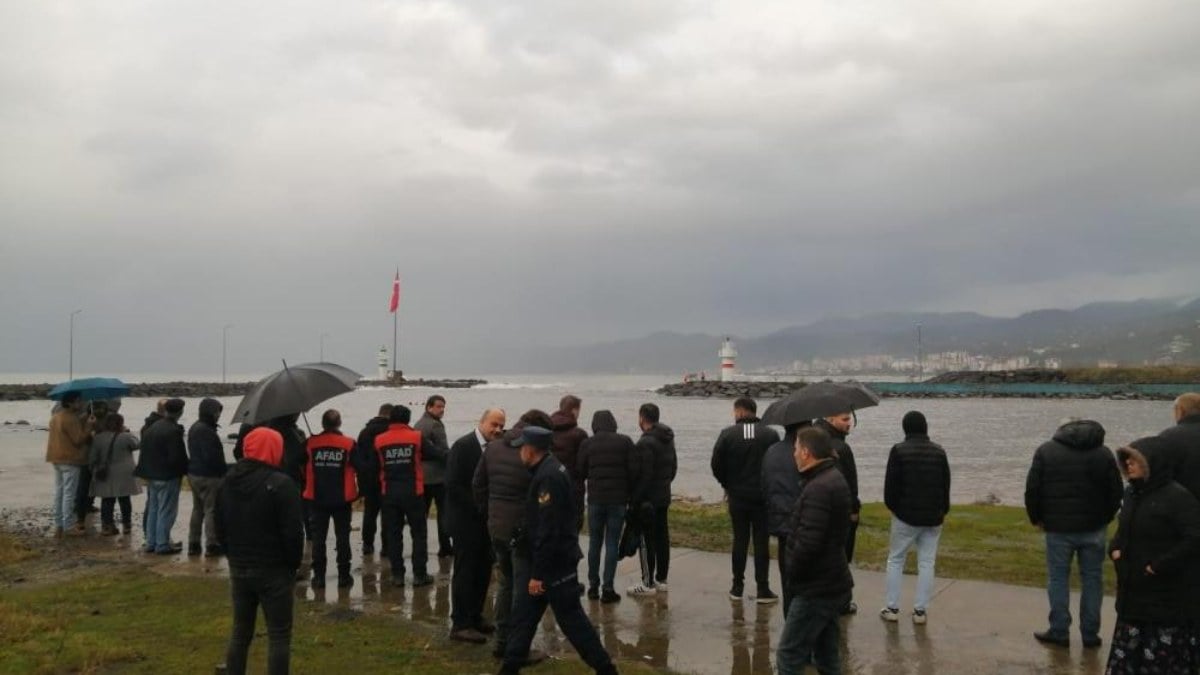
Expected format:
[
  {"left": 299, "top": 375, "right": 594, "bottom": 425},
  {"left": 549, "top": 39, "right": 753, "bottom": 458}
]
[{"left": 40, "top": 389, "right": 1200, "bottom": 675}]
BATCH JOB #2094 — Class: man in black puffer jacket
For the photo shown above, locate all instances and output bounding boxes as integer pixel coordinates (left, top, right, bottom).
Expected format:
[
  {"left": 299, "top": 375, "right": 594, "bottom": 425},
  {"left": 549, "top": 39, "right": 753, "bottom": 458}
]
[
  {"left": 578, "top": 410, "right": 641, "bottom": 603},
  {"left": 1024, "top": 418, "right": 1122, "bottom": 648},
  {"left": 1158, "top": 392, "right": 1200, "bottom": 501},
  {"left": 187, "top": 398, "right": 227, "bottom": 557},
  {"left": 356, "top": 403, "right": 392, "bottom": 555},
  {"left": 216, "top": 426, "right": 304, "bottom": 675},
  {"left": 712, "top": 397, "right": 780, "bottom": 603},
  {"left": 816, "top": 413, "right": 860, "bottom": 614},
  {"left": 627, "top": 403, "right": 677, "bottom": 597},
  {"left": 881, "top": 411, "right": 950, "bottom": 625},
  {"left": 776, "top": 426, "right": 852, "bottom": 675},
  {"left": 762, "top": 422, "right": 809, "bottom": 617}
]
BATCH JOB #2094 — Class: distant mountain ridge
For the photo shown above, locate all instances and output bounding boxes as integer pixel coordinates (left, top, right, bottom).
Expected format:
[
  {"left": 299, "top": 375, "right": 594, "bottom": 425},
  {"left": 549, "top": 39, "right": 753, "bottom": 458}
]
[{"left": 514, "top": 298, "right": 1200, "bottom": 373}]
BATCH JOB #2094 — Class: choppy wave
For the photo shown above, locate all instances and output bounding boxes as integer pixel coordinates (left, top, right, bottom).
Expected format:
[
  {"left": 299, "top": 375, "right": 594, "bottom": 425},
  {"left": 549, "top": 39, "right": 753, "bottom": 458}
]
[{"left": 473, "top": 382, "right": 572, "bottom": 391}]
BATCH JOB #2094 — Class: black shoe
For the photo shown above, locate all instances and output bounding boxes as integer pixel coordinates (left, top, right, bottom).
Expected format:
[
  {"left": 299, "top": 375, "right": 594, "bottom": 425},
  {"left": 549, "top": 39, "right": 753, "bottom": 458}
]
[
  {"left": 450, "top": 627, "right": 488, "bottom": 644},
  {"left": 311, "top": 573, "right": 326, "bottom": 589},
  {"left": 1034, "top": 631, "right": 1070, "bottom": 647},
  {"left": 205, "top": 545, "right": 224, "bottom": 558},
  {"left": 362, "top": 544, "right": 375, "bottom": 556},
  {"left": 600, "top": 588, "right": 621, "bottom": 604},
  {"left": 1082, "top": 636, "right": 1102, "bottom": 649},
  {"left": 476, "top": 621, "right": 496, "bottom": 635},
  {"left": 492, "top": 645, "right": 506, "bottom": 660},
  {"left": 587, "top": 586, "right": 600, "bottom": 600},
  {"left": 412, "top": 573, "right": 434, "bottom": 587},
  {"left": 337, "top": 573, "right": 354, "bottom": 588},
  {"left": 840, "top": 600, "right": 858, "bottom": 615},
  {"left": 729, "top": 582, "right": 744, "bottom": 600},
  {"left": 187, "top": 543, "right": 202, "bottom": 556},
  {"left": 391, "top": 576, "right": 406, "bottom": 587},
  {"left": 756, "top": 588, "right": 779, "bottom": 605},
  {"left": 438, "top": 548, "right": 455, "bottom": 558}
]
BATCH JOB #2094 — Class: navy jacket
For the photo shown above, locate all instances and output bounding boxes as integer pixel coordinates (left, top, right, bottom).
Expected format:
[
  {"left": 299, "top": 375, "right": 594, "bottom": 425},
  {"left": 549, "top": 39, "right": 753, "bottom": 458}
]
[{"left": 524, "top": 453, "right": 582, "bottom": 583}]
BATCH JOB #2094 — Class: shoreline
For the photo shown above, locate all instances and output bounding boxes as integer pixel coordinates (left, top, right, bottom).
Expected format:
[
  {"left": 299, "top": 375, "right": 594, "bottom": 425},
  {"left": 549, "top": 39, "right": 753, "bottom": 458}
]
[{"left": 0, "top": 377, "right": 489, "bottom": 402}]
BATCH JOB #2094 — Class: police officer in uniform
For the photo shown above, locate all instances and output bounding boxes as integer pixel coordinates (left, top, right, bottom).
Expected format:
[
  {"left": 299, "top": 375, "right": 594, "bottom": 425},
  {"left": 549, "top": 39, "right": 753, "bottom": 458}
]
[{"left": 500, "top": 426, "right": 618, "bottom": 675}]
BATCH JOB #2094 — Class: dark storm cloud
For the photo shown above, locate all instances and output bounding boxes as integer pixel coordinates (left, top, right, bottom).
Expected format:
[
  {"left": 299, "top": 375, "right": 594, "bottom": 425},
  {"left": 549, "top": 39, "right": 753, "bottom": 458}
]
[{"left": 1, "top": 0, "right": 1199, "bottom": 376}]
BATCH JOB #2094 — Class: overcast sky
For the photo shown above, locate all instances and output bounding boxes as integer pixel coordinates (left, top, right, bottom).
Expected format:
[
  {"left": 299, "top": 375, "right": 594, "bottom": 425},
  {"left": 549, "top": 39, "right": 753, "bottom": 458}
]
[{"left": 2, "top": 0, "right": 1198, "bottom": 377}]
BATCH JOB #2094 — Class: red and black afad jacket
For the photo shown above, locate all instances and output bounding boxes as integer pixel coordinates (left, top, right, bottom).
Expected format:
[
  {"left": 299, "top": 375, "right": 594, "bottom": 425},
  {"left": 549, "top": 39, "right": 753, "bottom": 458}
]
[
  {"left": 302, "top": 431, "right": 358, "bottom": 507},
  {"left": 375, "top": 423, "right": 424, "bottom": 499}
]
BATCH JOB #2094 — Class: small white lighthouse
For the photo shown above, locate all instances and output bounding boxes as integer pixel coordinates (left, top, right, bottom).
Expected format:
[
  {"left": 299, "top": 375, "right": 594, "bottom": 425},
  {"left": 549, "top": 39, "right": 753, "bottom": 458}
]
[
  {"left": 719, "top": 337, "right": 738, "bottom": 382},
  {"left": 377, "top": 346, "right": 389, "bottom": 380}
]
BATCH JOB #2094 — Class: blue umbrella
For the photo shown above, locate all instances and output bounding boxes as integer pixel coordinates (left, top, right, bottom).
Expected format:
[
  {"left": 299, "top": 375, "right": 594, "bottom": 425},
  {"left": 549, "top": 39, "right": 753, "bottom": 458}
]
[{"left": 48, "top": 377, "right": 131, "bottom": 401}]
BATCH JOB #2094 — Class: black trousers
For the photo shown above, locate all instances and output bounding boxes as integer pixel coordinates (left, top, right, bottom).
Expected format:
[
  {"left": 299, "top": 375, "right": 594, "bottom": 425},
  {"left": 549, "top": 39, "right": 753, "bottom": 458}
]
[
  {"left": 100, "top": 496, "right": 132, "bottom": 527},
  {"left": 423, "top": 484, "right": 452, "bottom": 555},
  {"left": 845, "top": 518, "right": 859, "bottom": 563},
  {"left": 308, "top": 503, "right": 352, "bottom": 576},
  {"left": 225, "top": 567, "right": 294, "bottom": 675},
  {"left": 450, "top": 523, "right": 494, "bottom": 630},
  {"left": 361, "top": 487, "right": 383, "bottom": 551},
  {"left": 639, "top": 504, "right": 671, "bottom": 585},
  {"left": 776, "top": 534, "right": 793, "bottom": 618},
  {"left": 382, "top": 494, "right": 427, "bottom": 577},
  {"left": 502, "top": 572, "right": 614, "bottom": 674},
  {"left": 75, "top": 466, "right": 94, "bottom": 520},
  {"left": 729, "top": 499, "right": 770, "bottom": 588}
]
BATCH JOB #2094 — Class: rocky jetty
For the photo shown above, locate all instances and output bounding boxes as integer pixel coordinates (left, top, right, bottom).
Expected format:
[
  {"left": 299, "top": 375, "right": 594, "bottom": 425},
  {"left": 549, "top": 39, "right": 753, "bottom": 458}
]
[
  {"left": 0, "top": 377, "right": 487, "bottom": 402},
  {"left": 657, "top": 380, "right": 807, "bottom": 398},
  {"left": 927, "top": 369, "right": 1067, "bottom": 384}
]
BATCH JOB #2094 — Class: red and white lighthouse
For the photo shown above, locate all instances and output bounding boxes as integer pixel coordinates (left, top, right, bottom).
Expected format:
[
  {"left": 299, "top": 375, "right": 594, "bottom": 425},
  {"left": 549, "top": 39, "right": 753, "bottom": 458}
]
[{"left": 719, "top": 337, "right": 738, "bottom": 382}]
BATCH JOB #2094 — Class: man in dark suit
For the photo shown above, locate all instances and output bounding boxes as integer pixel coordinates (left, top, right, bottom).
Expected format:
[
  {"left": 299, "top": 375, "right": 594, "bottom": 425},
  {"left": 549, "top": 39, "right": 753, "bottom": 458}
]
[{"left": 446, "top": 408, "right": 506, "bottom": 643}]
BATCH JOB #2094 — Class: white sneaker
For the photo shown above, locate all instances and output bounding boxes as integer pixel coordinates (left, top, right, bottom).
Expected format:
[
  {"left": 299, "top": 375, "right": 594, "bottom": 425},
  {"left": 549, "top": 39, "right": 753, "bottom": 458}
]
[
  {"left": 880, "top": 607, "right": 900, "bottom": 622},
  {"left": 626, "top": 583, "right": 657, "bottom": 597},
  {"left": 912, "top": 609, "right": 927, "bottom": 625},
  {"left": 654, "top": 582, "right": 668, "bottom": 592}
]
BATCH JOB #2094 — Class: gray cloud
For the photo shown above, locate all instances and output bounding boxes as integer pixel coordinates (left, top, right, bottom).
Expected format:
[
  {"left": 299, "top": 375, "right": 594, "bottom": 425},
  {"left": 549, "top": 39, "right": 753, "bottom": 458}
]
[{"left": 2, "top": 0, "right": 1199, "bottom": 377}]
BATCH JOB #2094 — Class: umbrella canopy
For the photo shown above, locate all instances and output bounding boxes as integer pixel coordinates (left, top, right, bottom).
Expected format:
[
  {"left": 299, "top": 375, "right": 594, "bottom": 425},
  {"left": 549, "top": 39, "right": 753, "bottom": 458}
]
[
  {"left": 48, "top": 377, "right": 131, "bottom": 401},
  {"left": 760, "top": 381, "right": 881, "bottom": 427},
  {"left": 229, "top": 362, "right": 362, "bottom": 426}
]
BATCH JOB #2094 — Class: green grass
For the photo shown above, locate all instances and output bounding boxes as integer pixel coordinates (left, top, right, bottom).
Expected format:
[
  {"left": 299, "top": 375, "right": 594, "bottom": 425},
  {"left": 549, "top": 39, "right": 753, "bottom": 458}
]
[
  {"left": 669, "top": 501, "right": 1117, "bottom": 594},
  {"left": 0, "top": 533, "right": 667, "bottom": 675}
]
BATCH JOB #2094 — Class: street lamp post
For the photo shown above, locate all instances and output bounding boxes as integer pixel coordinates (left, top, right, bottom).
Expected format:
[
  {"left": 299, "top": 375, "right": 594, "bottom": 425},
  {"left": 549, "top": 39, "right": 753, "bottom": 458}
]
[
  {"left": 222, "top": 324, "right": 233, "bottom": 384},
  {"left": 69, "top": 309, "right": 82, "bottom": 380},
  {"left": 320, "top": 333, "right": 330, "bottom": 362}
]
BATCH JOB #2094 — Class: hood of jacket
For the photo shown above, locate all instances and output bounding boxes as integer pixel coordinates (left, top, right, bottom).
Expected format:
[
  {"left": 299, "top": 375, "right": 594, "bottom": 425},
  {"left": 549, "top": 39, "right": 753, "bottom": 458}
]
[
  {"left": 198, "top": 398, "right": 223, "bottom": 426},
  {"left": 591, "top": 410, "right": 618, "bottom": 434},
  {"left": 242, "top": 427, "right": 283, "bottom": 468},
  {"left": 644, "top": 422, "right": 675, "bottom": 446},
  {"left": 550, "top": 410, "right": 579, "bottom": 432},
  {"left": 1053, "top": 419, "right": 1105, "bottom": 450},
  {"left": 1118, "top": 437, "right": 1172, "bottom": 491}
]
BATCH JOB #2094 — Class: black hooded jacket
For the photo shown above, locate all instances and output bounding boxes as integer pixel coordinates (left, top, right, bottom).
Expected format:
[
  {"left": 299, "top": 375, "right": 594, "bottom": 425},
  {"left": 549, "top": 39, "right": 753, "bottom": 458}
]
[
  {"left": 215, "top": 459, "right": 304, "bottom": 571},
  {"left": 763, "top": 431, "right": 802, "bottom": 536},
  {"left": 637, "top": 422, "right": 677, "bottom": 508},
  {"left": 187, "top": 398, "right": 228, "bottom": 478},
  {"left": 816, "top": 419, "right": 860, "bottom": 513},
  {"left": 355, "top": 416, "right": 390, "bottom": 496},
  {"left": 1159, "top": 413, "right": 1200, "bottom": 501},
  {"left": 1024, "top": 420, "right": 1122, "bottom": 533},
  {"left": 783, "top": 459, "right": 853, "bottom": 599},
  {"left": 578, "top": 411, "right": 641, "bottom": 506},
  {"left": 712, "top": 417, "right": 779, "bottom": 504},
  {"left": 136, "top": 416, "right": 188, "bottom": 481},
  {"left": 1110, "top": 438, "right": 1200, "bottom": 623},
  {"left": 550, "top": 410, "right": 588, "bottom": 505},
  {"left": 884, "top": 432, "right": 952, "bottom": 527}
]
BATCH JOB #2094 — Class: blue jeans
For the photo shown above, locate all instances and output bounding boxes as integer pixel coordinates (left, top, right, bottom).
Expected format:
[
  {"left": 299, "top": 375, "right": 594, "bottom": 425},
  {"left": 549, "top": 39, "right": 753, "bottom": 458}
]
[
  {"left": 52, "top": 464, "right": 82, "bottom": 530},
  {"left": 144, "top": 479, "right": 181, "bottom": 552},
  {"left": 776, "top": 591, "right": 848, "bottom": 674},
  {"left": 885, "top": 517, "right": 942, "bottom": 611},
  {"left": 587, "top": 502, "right": 626, "bottom": 591},
  {"left": 1045, "top": 528, "right": 1105, "bottom": 640}
]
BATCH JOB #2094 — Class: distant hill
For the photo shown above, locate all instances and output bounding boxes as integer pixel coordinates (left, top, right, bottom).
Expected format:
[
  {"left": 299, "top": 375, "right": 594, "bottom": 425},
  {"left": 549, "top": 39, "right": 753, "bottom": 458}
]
[{"left": 511, "top": 298, "right": 1200, "bottom": 373}]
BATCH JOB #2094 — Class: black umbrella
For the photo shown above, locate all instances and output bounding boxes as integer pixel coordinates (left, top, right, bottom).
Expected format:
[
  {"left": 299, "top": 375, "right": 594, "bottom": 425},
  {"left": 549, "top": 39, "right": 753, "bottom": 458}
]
[
  {"left": 760, "top": 381, "right": 881, "bottom": 427},
  {"left": 229, "top": 361, "right": 363, "bottom": 426}
]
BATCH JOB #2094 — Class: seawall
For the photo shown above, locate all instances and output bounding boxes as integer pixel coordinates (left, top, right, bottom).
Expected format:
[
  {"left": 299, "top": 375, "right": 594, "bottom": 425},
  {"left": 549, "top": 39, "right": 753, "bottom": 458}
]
[{"left": 0, "top": 377, "right": 488, "bottom": 401}]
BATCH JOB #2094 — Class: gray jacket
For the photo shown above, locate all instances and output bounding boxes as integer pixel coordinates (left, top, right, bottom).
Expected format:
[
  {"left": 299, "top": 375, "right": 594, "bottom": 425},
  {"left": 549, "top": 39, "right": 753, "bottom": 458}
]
[
  {"left": 414, "top": 413, "right": 449, "bottom": 486},
  {"left": 89, "top": 431, "right": 142, "bottom": 498}
]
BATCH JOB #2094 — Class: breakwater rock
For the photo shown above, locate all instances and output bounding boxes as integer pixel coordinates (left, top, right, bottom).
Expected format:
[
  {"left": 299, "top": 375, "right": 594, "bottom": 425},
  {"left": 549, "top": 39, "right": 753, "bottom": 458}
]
[
  {"left": 928, "top": 369, "right": 1067, "bottom": 384},
  {"left": 358, "top": 378, "right": 485, "bottom": 390},
  {"left": 657, "top": 381, "right": 807, "bottom": 398},
  {"left": 0, "top": 377, "right": 487, "bottom": 402}
]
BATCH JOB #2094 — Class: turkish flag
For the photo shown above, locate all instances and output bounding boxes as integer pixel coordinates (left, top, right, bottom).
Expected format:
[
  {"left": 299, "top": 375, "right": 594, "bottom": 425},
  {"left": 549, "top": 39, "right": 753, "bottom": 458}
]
[{"left": 389, "top": 271, "right": 400, "bottom": 313}]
